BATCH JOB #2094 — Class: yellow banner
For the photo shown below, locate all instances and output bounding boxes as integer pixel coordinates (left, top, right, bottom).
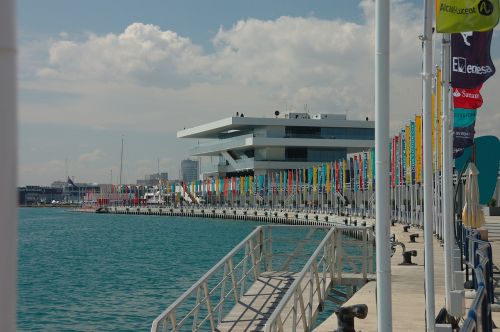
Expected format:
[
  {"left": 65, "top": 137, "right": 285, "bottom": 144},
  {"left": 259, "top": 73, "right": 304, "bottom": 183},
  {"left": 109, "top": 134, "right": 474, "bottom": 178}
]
[
  {"left": 436, "top": 0, "right": 500, "bottom": 32},
  {"left": 326, "top": 163, "right": 331, "bottom": 193},
  {"left": 437, "top": 69, "right": 442, "bottom": 170},
  {"left": 415, "top": 115, "right": 423, "bottom": 183}
]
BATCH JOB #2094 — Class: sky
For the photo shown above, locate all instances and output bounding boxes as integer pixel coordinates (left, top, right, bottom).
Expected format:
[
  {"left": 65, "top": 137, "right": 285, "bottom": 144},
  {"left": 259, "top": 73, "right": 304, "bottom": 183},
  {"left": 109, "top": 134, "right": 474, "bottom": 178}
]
[{"left": 17, "top": 0, "right": 500, "bottom": 186}]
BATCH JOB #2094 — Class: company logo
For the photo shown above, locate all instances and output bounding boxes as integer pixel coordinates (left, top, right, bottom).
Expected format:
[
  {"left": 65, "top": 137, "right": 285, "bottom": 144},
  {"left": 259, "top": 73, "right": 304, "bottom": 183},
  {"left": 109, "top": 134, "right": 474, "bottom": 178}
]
[
  {"left": 453, "top": 90, "right": 462, "bottom": 97},
  {"left": 478, "top": 0, "right": 494, "bottom": 16},
  {"left": 440, "top": 3, "right": 477, "bottom": 15},
  {"left": 452, "top": 57, "right": 493, "bottom": 75},
  {"left": 453, "top": 57, "right": 467, "bottom": 73},
  {"left": 461, "top": 32, "right": 473, "bottom": 46}
]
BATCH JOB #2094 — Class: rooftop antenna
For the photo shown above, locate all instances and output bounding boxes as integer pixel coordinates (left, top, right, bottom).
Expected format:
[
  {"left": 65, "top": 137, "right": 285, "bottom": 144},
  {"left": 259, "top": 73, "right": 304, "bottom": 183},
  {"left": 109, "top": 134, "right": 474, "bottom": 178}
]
[
  {"left": 119, "top": 135, "right": 124, "bottom": 186},
  {"left": 65, "top": 158, "right": 68, "bottom": 180}
]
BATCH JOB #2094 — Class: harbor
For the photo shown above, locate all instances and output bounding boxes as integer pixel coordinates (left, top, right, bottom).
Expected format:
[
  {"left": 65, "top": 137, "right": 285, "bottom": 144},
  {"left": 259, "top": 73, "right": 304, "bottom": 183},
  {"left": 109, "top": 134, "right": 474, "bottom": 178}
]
[{"left": 3, "top": 0, "right": 500, "bottom": 331}]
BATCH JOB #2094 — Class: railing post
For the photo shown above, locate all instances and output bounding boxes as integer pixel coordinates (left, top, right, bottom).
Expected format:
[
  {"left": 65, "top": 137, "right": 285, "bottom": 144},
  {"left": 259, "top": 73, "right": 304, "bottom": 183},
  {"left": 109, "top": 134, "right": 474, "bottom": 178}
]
[
  {"left": 192, "top": 287, "right": 201, "bottom": 331},
  {"left": 228, "top": 258, "right": 239, "bottom": 302},
  {"left": 268, "top": 226, "right": 273, "bottom": 271},
  {"left": 249, "top": 238, "right": 259, "bottom": 280},
  {"left": 308, "top": 263, "right": 314, "bottom": 327},
  {"left": 203, "top": 281, "right": 216, "bottom": 331},
  {"left": 218, "top": 263, "right": 228, "bottom": 325},
  {"left": 336, "top": 230, "right": 343, "bottom": 281},
  {"left": 297, "top": 283, "right": 308, "bottom": 332}
]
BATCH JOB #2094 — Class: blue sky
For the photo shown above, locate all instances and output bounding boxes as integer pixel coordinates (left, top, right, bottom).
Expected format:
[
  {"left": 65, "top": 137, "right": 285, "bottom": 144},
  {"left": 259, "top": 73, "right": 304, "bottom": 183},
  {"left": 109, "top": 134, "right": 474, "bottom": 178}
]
[{"left": 17, "top": 0, "right": 500, "bottom": 186}]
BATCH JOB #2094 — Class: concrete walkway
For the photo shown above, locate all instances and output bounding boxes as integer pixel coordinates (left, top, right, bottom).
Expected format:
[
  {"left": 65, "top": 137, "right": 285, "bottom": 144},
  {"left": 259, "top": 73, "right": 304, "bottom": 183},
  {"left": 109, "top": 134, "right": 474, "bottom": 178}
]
[
  {"left": 315, "top": 216, "right": 500, "bottom": 331},
  {"left": 315, "top": 223, "right": 446, "bottom": 331}
]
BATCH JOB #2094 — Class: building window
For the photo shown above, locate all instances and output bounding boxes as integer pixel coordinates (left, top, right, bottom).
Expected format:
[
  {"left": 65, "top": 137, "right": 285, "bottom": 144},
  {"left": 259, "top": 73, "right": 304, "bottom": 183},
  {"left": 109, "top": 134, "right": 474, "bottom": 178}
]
[
  {"left": 285, "top": 148, "right": 308, "bottom": 161},
  {"left": 285, "top": 126, "right": 374, "bottom": 140}
]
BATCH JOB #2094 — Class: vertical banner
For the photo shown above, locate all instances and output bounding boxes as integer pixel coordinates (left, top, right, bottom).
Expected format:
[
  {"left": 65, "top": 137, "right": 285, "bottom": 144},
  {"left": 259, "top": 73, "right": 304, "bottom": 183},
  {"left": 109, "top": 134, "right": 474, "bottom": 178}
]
[
  {"left": 313, "top": 166, "right": 318, "bottom": 192},
  {"left": 410, "top": 121, "right": 416, "bottom": 184},
  {"left": 451, "top": 31, "right": 495, "bottom": 88},
  {"left": 436, "top": 0, "right": 500, "bottom": 33},
  {"left": 342, "top": 159, "right": 347, "bottom": 192},
  {"left": 400, "top": 129, "right": 406, "bottom": 185},
  {"left": 349, "top": 158, "right": 354, "bottom": 190},
  {"left": 358, "top": 154, "right": 363, "bottom": 191},
  {"left": 391, "top": 137, "right": 396, "bottom": 188},
  {"left": 453, "top": 108, "right": 478, "bottom": 158},
  {"left": 371, "top": 147, "right": 375, "bottom": 188},
  {"left": 415, "top": 115, "right": 423, "bottom": 183},
  {"left": 335, "top": 161, "right": 340, "bottom": 192},
  {"left": 354, "top": 155, "right": 359, "bottom": 192},
  {"left": 395, "top": 136, "right": 400, "bottom": 186},
  {"left": 405, "top": 124, "right": 411, "bottom": 184},
  {"left": 363, "top": 152, "right": 368, "bottom": 191}
]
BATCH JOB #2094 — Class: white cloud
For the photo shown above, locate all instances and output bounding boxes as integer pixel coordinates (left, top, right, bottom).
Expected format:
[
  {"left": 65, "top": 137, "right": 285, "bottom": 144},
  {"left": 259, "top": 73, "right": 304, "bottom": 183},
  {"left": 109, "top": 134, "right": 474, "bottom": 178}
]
[
  {"left": 18, "top": 0, "right": 500, "bottom": 185},
  {"left": 78, "top": 149, "right": 105, "bottom": 162},
  {"left": 28, "top": 0, "right": 425, "bottom": 129}
]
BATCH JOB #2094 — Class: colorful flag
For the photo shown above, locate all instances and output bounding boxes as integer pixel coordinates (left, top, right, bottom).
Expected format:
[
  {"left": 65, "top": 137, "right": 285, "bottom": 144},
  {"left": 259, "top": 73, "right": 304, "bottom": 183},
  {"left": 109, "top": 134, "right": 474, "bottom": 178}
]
[
  {"left": 453, "top": 85, "right": 483, "bottom": 109},
  {"left": 415, "top": 115, "right": 423, "bottom": 184},
  {"left": 410, "top": 121, "right": 416, "bottom": 185},
  {"left": 451, "top": 31, "right": 495, "bottom": 88},
  {"left": 436, "top": 0, "right": 500, "bottom": 33},
  {"left": 453, "top": 108, "right": 478, "bottom": 158}
]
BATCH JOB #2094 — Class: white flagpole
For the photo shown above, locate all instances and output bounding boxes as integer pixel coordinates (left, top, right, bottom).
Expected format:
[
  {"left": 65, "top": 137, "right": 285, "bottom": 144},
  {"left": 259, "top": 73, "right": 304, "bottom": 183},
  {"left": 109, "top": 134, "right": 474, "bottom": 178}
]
[
  {"left": 441, "top": 32, "right": 453, "bottom": 310},
  {"left": 0, "top": 0, "right": 17, "bottom": 330},
  {"left": 422, "top": 0, "right": 435, "bottom": 329},
  {"left": 375, "top": 0, "right": 393, "bottom": 330}
]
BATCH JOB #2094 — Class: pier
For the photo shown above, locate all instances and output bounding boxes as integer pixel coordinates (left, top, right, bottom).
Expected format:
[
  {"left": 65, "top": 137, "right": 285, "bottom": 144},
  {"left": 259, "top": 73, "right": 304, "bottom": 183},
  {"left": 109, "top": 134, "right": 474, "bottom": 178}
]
[{"left": 150, "top": 225, "right": 374, "bottom": 332}]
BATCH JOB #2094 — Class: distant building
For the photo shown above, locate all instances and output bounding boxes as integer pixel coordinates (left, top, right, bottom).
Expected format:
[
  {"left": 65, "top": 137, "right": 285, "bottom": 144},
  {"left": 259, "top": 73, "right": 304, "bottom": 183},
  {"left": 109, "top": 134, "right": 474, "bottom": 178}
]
[
  {"left": 136, "top": 172, "right": 169, "bottom": 186},
  {"left": 178, "top": 112, "right": 374, "bottom": 178},
  {"left": 181, "top": 159, "right": 199, "bottom": 182},
  {"left": 18, "top": 186, "right": 63, "bottom": 205}
]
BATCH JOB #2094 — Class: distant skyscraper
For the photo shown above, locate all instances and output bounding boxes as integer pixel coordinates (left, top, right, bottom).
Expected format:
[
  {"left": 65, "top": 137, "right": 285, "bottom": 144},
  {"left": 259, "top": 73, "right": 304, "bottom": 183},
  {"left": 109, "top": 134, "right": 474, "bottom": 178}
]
[{"left": 181, "top": 159, "right": 199, "bottom": 182}]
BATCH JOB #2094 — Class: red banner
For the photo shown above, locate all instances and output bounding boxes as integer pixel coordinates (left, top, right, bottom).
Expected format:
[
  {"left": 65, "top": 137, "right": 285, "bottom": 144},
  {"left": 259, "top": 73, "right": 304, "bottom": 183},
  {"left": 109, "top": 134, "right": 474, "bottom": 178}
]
[{"left": 453, "top": 85, "right": 483, "bottom": 109}]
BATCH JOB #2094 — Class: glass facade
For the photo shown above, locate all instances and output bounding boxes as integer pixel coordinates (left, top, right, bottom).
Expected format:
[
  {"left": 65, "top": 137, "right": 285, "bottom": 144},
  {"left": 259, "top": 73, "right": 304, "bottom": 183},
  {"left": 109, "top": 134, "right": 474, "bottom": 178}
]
[
  {"left": 285, "top": 126, "right": 374, "bottom": 140},
  {"left": 285, "top": 147, "right": 346, "bottom": 162}
]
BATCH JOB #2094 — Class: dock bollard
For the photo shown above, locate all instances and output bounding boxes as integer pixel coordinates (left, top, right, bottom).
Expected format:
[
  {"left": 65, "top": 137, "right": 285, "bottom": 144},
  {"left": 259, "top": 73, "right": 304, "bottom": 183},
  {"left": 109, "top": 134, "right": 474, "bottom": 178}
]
[
  {"left": 401, "top": 250, "right": 417, "bottom": 265},
  {"left": 335, "top": 304, "right": 368, "bottom": 332},
  {"left": 409, "top": 234, "right": 419, "bottom": 243}
]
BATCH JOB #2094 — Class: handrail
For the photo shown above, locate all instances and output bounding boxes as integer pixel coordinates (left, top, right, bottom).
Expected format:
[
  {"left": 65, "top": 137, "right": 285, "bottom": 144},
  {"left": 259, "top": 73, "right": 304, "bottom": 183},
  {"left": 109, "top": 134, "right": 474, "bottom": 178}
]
[
  {"left": 264, "top": 226, "right": 336, "bottom": 332},
  {"left": 151, "top": 225, "right": 373, "bottom": 332},
  {"left": 460, "top": 231, "right": 494, "bottom": 332},
  {"left": 264, "top": 226, "right": 372, "bottom": 332},
  {"left": 151, "top": 226, "right": 264, "bottom": 331}
]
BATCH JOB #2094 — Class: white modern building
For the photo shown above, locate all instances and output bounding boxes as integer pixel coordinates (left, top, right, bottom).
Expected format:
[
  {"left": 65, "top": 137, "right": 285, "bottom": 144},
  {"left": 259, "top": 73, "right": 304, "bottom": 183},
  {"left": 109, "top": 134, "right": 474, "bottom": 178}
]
[{"left": 178, "top": 112, "right": 375, "bottom": 178}]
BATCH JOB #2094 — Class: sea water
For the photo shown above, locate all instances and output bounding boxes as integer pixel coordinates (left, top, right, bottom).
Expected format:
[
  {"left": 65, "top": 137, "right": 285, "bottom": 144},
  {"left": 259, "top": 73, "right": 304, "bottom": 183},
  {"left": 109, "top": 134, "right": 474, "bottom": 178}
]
[
  {"left": 17, "top": 208, "right": 363, "bottom": 331},
  {"left": 18, "top": 208, "right": 263, "bottom": 331}
]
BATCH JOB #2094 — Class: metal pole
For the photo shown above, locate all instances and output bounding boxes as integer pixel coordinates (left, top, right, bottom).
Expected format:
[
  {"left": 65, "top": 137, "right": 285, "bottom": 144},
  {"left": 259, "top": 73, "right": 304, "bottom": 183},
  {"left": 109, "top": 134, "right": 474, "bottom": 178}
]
[
  {"left": 119, "top": 136, "right": 124, "bottom": 186},
  {"left": 375, "top": 0, "right": 392, "bottom": 330},
  {"left": 441, "top": 33, "right": 453, "bottom": 309},
  {"left": 422, "top": 0, "right": 435, "bottom": 329},
  {"left": 0, "top": 0, "right": 17, "bottom": 329}
]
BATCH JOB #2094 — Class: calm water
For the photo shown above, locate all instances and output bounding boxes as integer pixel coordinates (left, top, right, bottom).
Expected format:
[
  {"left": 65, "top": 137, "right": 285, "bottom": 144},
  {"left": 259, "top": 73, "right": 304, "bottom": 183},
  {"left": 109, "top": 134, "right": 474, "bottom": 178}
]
[{"left": 17, "top": 208, "right": 263, "bottom": 331}]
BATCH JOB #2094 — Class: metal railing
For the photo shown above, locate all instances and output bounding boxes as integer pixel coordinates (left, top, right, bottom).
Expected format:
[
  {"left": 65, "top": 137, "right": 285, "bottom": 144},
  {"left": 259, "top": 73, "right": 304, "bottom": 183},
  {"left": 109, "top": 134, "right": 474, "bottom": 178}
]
[
  {"left": 461, "top": 232, "right": 494, "bottom": 332},
  {"left": 264, "top": 226, "right": 373, "bottom": 332},
  {"left": 151, "top": 225, "right": 373, "bottom": 332}
]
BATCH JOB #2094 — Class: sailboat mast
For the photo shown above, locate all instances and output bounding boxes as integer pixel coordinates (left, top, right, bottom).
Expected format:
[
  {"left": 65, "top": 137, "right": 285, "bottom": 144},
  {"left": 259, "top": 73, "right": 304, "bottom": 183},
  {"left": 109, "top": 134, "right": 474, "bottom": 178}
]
[{"left": 119, "top": 136, "right": 124, "bottom": 186}]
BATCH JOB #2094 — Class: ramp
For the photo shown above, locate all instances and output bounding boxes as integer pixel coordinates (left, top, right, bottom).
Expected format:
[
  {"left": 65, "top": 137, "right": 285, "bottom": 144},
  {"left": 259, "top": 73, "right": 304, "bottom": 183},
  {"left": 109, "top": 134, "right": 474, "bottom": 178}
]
[{"left": 151, "top": 225, "right": 374, "bottom": 332}]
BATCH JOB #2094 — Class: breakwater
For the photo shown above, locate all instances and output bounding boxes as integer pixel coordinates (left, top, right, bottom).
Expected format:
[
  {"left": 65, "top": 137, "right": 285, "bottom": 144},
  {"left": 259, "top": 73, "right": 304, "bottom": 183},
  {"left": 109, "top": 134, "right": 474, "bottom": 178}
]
[{"left": 93, "top": 205, "right": 373, "bottom": 229}]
